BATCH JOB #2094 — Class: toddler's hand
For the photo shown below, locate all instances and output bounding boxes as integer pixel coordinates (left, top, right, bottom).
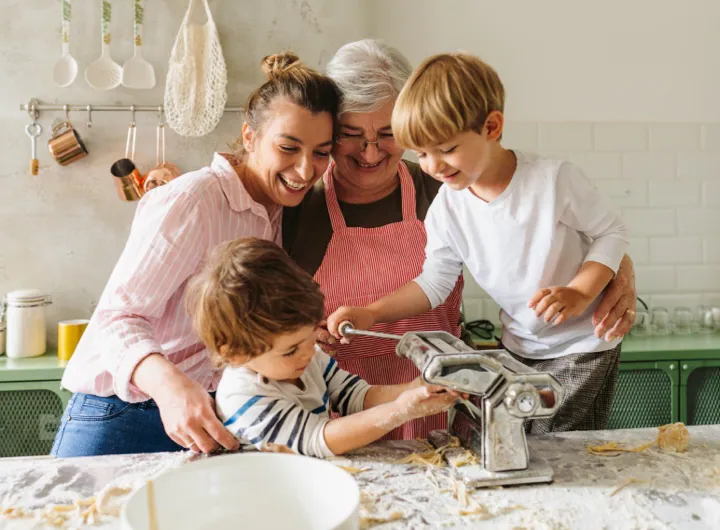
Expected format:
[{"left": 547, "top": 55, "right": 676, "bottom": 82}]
[
  {"left": 529, "top": 286, "right": 593, "bottom": 325},
  {"left": 395, "top": 385, "right": 460, "bottom": 421}
]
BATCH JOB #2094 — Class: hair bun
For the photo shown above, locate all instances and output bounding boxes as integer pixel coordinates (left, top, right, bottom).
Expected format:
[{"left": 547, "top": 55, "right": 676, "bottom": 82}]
[{"left": 261, "top": 52, "right": 301, "bottom": 80}]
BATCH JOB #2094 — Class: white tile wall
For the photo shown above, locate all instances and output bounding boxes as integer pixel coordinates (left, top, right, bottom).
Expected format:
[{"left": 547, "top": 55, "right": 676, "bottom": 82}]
[{"left": 463, "top": 122, "right": 720, "bottom": 324}]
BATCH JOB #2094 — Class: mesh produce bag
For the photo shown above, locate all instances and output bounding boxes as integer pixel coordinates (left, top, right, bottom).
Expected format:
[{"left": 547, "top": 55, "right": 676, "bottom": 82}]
[{"left": 164, "top": 0, "right": 228, "bottom": 137}]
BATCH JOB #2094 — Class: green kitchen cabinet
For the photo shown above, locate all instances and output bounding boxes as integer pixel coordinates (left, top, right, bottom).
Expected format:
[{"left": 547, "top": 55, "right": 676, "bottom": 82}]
[
  {"left": 0, "top": 352, "right": 71, "bottom": 457},
  {"left": 607, "top": 361, "right": 679, "bottom": 429},
  {"left": 611, "top": 334, "right": 720, "bottom": 429},
  {"left": 680, "top": 360, "right": 720, "bottom": 426}
]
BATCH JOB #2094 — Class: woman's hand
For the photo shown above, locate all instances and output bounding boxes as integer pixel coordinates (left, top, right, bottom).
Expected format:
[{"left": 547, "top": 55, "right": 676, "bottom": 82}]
[
  {"left": 326, "top": 306, "right": 376, "bottom": 343},
  {"left": 593, "top": 255, "right": 637, "bottom": 341},
  {"left": 134, "top": 354, "right": 239, "bottom": 454}
]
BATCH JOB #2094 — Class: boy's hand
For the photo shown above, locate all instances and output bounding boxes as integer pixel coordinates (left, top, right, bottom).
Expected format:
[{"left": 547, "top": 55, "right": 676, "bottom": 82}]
[
  {"left": 395, "top": 385, "right": 460, "bottom": 421},
  {"left": 326, "top": 306, "right": 376, "bottom": 344},
  {"left": 529, "top": 286, "right": 593, "bottom": 325}
]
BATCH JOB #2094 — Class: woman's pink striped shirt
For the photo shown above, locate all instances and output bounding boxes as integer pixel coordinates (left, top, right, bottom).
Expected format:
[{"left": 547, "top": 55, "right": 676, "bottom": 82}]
[{"left": 61, "top": 154, "right": 282, "bottom": 403}]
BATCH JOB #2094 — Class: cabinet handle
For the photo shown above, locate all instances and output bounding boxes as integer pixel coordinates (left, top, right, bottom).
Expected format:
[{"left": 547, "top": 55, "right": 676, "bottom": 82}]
[
  {"left": 669, "top": 364, "right": 675, "bottom": 370},
  {"left": 682, "top": 364, "right": 689, "bottom": 370}
]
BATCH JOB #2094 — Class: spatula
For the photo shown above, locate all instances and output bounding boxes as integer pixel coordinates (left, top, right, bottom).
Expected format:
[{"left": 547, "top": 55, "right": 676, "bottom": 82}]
[
  {"left": 85, "top": 0, "right": 122, "bottom": 90},
  {"left": 53, "top": 0, "right": 78, "bottom": 87},
  {"left": 122, "top": 0, "right": 156, "bottom": 89}
]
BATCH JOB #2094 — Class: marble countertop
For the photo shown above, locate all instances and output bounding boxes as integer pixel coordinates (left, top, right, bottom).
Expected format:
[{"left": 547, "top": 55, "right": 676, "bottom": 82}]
[{"left": 0, "top": 425, "right": 719, "bottom": 529}]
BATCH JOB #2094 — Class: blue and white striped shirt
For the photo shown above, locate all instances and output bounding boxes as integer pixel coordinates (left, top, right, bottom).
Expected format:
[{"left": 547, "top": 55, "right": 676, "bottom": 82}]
[{"left": 215, "top": 346, "right": 371, "bottom": 457}]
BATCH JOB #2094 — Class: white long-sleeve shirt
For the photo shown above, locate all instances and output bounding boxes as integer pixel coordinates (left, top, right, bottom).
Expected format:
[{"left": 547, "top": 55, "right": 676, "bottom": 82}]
[
  {"left": 216, "top": 347, "right": 371, "bottom": 458},
  {"left": 415, "top": 151, "right": 628, "bottom": 359}
]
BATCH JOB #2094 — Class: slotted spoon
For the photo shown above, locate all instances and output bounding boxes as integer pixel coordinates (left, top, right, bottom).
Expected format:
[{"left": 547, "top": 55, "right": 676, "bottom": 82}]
[
  {"left": 122, "top": 0, "right": 156, "bottom": 89},
  {"left": 85, "top": 0, "right": 121, "bottom": 90}
]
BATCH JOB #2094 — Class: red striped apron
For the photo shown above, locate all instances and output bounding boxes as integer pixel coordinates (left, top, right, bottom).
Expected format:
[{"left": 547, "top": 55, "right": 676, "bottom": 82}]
[{"left": 314, "top": 161, "right": 464, "bottom": 439}]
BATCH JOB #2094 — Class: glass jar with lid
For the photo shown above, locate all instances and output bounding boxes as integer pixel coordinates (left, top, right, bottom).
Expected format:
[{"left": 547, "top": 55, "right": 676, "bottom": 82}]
[{"left": 4, "top": 289, "right": 52, "bottom": 358}]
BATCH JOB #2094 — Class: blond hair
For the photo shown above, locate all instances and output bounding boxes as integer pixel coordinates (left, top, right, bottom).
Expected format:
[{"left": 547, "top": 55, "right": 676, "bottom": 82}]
[
  {"left": 186, "top": 238, "right": 325, "bottom": 367},
  {"left": 392, "top": 52, "right": 505, "bottom": 149}
]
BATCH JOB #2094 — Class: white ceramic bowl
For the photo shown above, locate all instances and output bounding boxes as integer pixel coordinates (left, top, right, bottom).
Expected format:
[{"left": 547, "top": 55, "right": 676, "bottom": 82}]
[{"left": 121, "top": 453, "right": 360, "bottom": 530}]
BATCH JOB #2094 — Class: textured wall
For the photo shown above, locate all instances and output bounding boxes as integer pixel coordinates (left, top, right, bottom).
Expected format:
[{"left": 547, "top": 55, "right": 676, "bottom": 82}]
[
  {"left": 2, "top": 0, "right": 719, "bottom": 343},
  {"left": 0, "top": 0, "right": 370, "bottom": 343}
]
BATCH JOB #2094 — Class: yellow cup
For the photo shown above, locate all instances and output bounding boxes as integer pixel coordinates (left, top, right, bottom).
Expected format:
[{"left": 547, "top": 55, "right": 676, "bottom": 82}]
[{"left": 57, "top": 319, "right": 89, "bottom": 362}]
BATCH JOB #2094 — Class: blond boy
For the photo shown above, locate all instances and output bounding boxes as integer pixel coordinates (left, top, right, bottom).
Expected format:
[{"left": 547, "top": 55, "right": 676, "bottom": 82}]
[{"left": 328, "top": 53, "right": 629, "bottom": 433}]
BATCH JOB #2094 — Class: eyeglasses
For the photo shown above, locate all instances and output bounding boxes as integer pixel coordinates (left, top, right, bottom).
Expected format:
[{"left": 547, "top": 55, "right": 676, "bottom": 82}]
[{"left": 336, "top": 132, "right": 397, "bottom": 152}]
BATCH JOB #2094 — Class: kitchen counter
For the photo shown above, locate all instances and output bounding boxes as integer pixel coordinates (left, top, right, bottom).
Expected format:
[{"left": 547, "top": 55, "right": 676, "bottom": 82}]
[
  {"left": 7, "top": 332, "right": 720, "bottom": 383},
  {"left": 0, "top": 425, "right": 718, "bottom": 529},
  {"left": 0, "top": 353, "right": 68, "bottom": 383}
]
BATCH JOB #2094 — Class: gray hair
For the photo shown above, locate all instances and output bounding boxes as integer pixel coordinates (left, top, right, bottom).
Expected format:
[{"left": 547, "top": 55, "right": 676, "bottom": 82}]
[{"left": 326, "top": 39, "right": 413, "bottom": 114}]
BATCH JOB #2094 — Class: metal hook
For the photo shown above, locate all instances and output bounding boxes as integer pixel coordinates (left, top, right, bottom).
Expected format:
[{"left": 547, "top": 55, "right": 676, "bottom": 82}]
[
  {"left": 130, "top": 105, "right": 136, "bottom": 127},
  {"left": 157, "top": 106, "right": 165, "bottom": 127},
  {"left": 27, "top": 98, "right": 39, "bottom": 122},
  {"left": 86, "top": 105, "right": 93, "bottom": 128},
  {"left": 64, "top": 104, "right": 70, "bottom": 124}
]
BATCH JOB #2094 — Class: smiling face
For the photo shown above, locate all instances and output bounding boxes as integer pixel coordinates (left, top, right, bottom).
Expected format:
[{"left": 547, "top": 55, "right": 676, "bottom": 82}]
[
  {"left": 243, "top": 325, "right": 318, "bottom": 383},
  {"left": 242, "top": 98, "right": 334, "bottom": 207},
  {"left": 415, "top": 130, "right": 492, "bottom": 191},
  {"left": 413, "top": 111, "right": 505, "bottom": 192},
  {"left": 331, "top": 100, "right": 406, "bottom": 200}
]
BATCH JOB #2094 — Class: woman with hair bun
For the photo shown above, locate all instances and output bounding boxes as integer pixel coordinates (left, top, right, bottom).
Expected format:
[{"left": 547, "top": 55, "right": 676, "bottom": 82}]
[{"left": 52, "top": 52, "right": 341, "bottom": 457}]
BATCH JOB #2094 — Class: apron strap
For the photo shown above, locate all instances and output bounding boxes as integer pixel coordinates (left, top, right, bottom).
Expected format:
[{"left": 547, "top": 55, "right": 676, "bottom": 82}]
[
  {"left": 323, "top": 160, "right": 419, "bottom": 231},
  {"left": 397, "top": 161, "right": 418, "bottom": 221},
  {"left": 323, "top": 161, "right": 347, "bottom": 232}
]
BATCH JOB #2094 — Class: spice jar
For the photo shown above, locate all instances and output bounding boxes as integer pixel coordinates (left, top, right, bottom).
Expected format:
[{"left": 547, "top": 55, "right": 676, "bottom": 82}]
[{"left": 4, "top": 289, "right": 52, "bottom": 358}]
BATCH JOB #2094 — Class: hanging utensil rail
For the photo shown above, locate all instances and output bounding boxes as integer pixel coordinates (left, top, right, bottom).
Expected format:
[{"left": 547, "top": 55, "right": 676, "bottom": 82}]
[{"left": 20, "top": 99, "right": 243, "bottom": 125}]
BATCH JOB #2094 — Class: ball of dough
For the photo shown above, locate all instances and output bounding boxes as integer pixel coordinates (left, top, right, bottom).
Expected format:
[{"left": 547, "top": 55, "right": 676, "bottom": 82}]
[{"left": 657, "top": 422, "right": 690, "bottom": 453}]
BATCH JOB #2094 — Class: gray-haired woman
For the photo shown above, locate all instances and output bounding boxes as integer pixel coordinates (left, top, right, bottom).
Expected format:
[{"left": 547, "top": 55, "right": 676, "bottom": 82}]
[{"left": 282, "top": 40, "right": 638, "bottom": 439}]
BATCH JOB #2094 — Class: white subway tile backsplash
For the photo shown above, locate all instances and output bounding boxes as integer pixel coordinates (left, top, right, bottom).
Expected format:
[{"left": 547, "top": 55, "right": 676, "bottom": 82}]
[
  {"left": 703, "top": 237, "right": 720, "bottom": 263},
  {"left": 594, "top": 124, "right": 647, "bottom": 151},
  {"left": 703, "top": 293, "right": 720, "bottom": 307},
  {"left": 462, "top": 268, "right": 487, "bottom": 298},
  {"left": 622, "top": 153, "right": 676, "bottom": 179},
  {"left": 677, "top": 154, "right": 720, "bottom": 179},
  {"left": 649, "top": 124, "right": 702, "bottom": 151},
  {"left": 676, "top": 266, "right": 720, "bottom": 291},
  {"left": 622, "top": 209, "right": 676, "bottom": 236},
  {"left": 504, "top": 123, "right": 539, "bottom": 150},
  {"left": 649, "top": 237, "right": 703, "bottom": 264},
  {"left": 701, "top": 180, "right": 720, "bottom": 206},
  {"left": 579, "top": 153, "right": 623, "bottom": 180},
  {"left": 647, "top": 294, "right": 704, "bottom": 312},
  {"left": 648, "top": 179, "right": 701, "bottom": 207},
  {"left": 678, "top": 209, "right": 720, "bottom": 235},
  {"left": 538, "top": 123, "right": 593, "bottom": 151},
  {"left": 462, "top": 299, "right": 484, "bottom": 322},
  {"left": 595, "top": 180, "right": 647, "bottom": 207},
  {"left": 627, "top": 237, "right": 650, "bottom": 264},
  {"left": 462, "top": 121, "right": 720, "bottom": 322},
  {"left": 482, "top": 299, "right": 502, "bottom": 325},
  {"left": 636, "top": 266, "right": 676, "bottom": 293},
  {"left": 703, "top": 124, "right": 720, "bottom": 151}
]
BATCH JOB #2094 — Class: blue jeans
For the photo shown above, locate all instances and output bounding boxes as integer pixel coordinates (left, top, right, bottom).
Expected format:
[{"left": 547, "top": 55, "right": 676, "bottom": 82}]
[{"left": 51, "top": 393, "right": 199, "bottom": 457}]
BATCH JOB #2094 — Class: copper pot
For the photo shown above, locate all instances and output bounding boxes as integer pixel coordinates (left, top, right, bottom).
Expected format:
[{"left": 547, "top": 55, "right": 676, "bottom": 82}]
[
  {"left": 48, "top": 122, "right": 88, "bottom": 166},
  {"left": 111, "top": 158, "right": 143, "bottom": 201},
  {"left": 143, "top": 123, "right": 181, "bottom": 192}
]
